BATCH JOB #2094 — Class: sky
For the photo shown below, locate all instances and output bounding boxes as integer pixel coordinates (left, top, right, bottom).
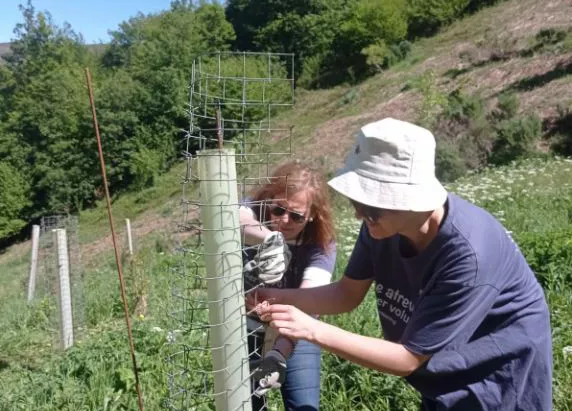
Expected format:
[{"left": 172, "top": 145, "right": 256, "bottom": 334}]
[{"left": 0, "top": 0, "right": 175, "bottom": 44}]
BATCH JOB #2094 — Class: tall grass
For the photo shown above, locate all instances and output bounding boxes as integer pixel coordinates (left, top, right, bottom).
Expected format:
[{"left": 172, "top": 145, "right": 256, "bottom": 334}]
[{"left": 1, "top": 157, "right": 571, "bottom": 410}]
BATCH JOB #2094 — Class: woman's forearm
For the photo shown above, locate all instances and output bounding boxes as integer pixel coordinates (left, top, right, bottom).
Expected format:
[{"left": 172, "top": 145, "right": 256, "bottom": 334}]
[
  {"left": 311, "top": 321, "right": 428, "bottom": 377},
  {"left": 240, "top": 208, "right": 272, "bottom": 245},
  {"left": 265, "top": 278, "right": 370, "bottom": 315}
]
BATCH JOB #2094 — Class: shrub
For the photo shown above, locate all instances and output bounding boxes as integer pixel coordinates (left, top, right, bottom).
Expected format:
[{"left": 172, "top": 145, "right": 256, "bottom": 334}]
[
  {"left": 535, "top": 29, "right": 568, "bottom": 47},
  {"left": 434, "top": 90, "right": 494, "bottom": 171},
  {"left": 362, "top": 40, "right": 412, "bottom": 73},
  {"left": 339, "top": 87, "right": 360, "bottom": 106},
  {"left": 412, "top": 70, "right": 447, "bottom": 128},
  {"left": 443, "top": 89, "right": 485, "bottom": 122},
  {"left": 489, "top": 114, "right": 542, "bottom": 165},
  {"left": 407, "top": 0, "right": 470, "bottom": 37},
  {"left": 297, "top": 54, "right": 325, "bottom": 89},
  {"left": 459, "top": 117, "right": 495, "bottom": 169},
  {"left": 465, "top": 0, "right": 507, "bottom": 13},
  {"left": 342, "top": 0, "right": 408, "bottom": 47},
  {"left": 362, "top": 41, "right": 391, "bottom": 73},
  {"left": 334, "top": 0, "right": 408, "bottom": 79},
  {"left": 435, "top": 142, "right": 467, "bottom": 182},
  {"left": 549, "top": 102, "right": 572, "bottom": 155},
  {"left": 128, "top": 146, "right": 163, "bottom": 190},
  {"left": 494, "top": 92, "right": 519, "bottom": 121}
]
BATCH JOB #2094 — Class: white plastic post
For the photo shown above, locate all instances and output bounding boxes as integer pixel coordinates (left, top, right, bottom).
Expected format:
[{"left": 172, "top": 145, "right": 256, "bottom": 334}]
[
  {"left": 27, "top": 224, "right": 40, "bottom": 303},
  {"left": 197, "top": 149, "right": 251, "bottom": 411},
  {"left": 54, "top": 229, "right": 74, "bottom": 350},
  {"left": 125, "top": 218, "right": 133, "bottom": 255}
]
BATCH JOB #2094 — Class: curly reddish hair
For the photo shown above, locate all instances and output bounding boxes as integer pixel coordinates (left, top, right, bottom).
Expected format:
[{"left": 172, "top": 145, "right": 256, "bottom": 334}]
[{"left": 251, "top": 161, "right": 335, "bottom": 251}]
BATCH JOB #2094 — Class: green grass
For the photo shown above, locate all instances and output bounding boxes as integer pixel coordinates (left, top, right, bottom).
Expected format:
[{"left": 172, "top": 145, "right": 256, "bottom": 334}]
[
  {"left": 78, "top": 161, "right": 186, "bottom": 244},
  {"left": 1, "top": 157, "right": 571, "bottom": 410}
]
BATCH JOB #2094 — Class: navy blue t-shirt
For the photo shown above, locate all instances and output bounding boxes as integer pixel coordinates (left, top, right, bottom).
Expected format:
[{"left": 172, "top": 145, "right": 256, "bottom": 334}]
[{"left": 345, "top": 193, "right": 552, "bottom": 410}]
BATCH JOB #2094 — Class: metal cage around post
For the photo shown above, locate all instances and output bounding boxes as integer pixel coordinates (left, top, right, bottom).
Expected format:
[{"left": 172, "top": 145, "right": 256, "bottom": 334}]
[{"left": 165, "top": 51, "right": 296, "bottom": 411}]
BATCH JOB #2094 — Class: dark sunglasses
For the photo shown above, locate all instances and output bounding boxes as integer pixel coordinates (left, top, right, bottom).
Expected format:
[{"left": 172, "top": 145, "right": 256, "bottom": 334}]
[
  {"left": 350, "top": 199, "right": 387, "bottom": 223},
  {"left": 270, "top": 204, "right": 307, "bottom": 224}
]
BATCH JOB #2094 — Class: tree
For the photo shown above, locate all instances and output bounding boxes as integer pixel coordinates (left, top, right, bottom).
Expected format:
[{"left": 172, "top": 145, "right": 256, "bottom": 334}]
[
  {"left": 321, "top": 0, "right": 408, "bottom": 82},
  {"left": 341, "top": 0, "right": 408, "bottom": 48},
  {"left": 406, "top": 0, "right": 471, "bottom": 37},
  {"left": 100, "top": 3, "right": 236, "bottom": 188},
  {"left": 226, "top": 0, "right": 352, "bottom": 83},
  {"left": 1, "top": 2, "right": 97, "bottom": 215},
  {"left": 0, "top": 162, "right": 31, "bottom": 239}
]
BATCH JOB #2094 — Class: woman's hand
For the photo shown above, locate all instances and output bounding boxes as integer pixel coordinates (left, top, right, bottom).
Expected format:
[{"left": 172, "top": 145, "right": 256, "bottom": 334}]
[
  {"left": 257, "top": 304, "right": 321, "bottom": 342},
  {"left": 245, "top": 287, "right": 281, "bottom": 312}
]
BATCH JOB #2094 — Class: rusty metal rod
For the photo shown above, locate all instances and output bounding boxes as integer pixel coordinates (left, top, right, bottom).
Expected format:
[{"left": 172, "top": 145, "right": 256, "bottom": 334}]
[{"left": 84, "top": 67, "right": 145, "bottom": 411}]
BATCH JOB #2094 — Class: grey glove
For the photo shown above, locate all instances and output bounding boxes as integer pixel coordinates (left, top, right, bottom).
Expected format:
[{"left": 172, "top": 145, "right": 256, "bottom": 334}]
[
  {"left": 244, "top": 231, "right": 291, "bottom": 290},
  {"left": 251, "top": 349, "right": 287, "bottom": 397}
]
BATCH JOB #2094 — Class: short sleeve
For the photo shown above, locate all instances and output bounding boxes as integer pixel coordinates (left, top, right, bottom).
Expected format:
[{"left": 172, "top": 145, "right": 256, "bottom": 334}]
[
  {"left": 344, "top": 224, "right": 375, "bottom": 281},
  {"left": 301, "top": 242, "right": 336, "bottom": 286},
  {"left": 239, "top": 204, "right": 256, "bottom": 218},
  {"left": 401, "top": 255, "right": 500, "bottom": 356}
]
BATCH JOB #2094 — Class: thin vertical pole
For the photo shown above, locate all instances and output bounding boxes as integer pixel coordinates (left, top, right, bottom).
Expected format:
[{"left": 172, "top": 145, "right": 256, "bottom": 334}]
[
  {"left": 198, "top": 149, "right": 251, "bottom": 411},
  {"left": 85, "top": 68, "right": 145, "bottom": 411},
  {"left": 126, "top": 218, "right": 133, "bottom": 255},
  {"left": 54, "top": 229, "right": 74, "bottom": 349},
  {"left": 216, "top": 102, "right": 223, "bottom": 150},
  {"left": 27, "top": 224, "right": 40, "bottom": 303}
]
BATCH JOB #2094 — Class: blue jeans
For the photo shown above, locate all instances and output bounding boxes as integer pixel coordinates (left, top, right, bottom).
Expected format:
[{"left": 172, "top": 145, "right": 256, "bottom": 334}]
[{"left": 250, "top": 335, "right": 321, "bottom": 411}]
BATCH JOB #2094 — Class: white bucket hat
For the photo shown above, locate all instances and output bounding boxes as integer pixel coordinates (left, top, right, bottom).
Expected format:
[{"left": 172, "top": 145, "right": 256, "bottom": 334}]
[{"left": 328, "top": 118, "right": 447, "bottom": 212}]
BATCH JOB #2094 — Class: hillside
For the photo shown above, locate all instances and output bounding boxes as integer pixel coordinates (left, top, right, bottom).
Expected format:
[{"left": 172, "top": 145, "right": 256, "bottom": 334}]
[{"left": 281, "top": 0, "right": 571, "bottom": 172}]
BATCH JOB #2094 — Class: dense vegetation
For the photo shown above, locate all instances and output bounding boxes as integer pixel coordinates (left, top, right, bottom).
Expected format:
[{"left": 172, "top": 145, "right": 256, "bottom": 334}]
[
  {"left": 0, "top": 0, "right": 528, "bottom": 243},
  {"left": 1, "top": 157, "right": 571, "bottom": 410}
]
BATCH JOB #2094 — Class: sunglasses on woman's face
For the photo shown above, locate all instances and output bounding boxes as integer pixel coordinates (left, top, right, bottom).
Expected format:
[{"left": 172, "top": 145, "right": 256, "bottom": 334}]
[
  {"left": 270, "top": 204, "right": 307, "bottom": 224},
  {"left": 350, "top": 200, "right": 387, "bottom": 223}
]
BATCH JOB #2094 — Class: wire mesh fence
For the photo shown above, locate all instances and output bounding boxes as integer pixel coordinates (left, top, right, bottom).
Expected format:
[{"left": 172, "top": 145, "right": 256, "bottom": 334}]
[
  {"left": 36, "top": 215, "right": 85, "bottom": 350},
  {"left": 165, "top": 51, "right": 296, "bottom": 411}
]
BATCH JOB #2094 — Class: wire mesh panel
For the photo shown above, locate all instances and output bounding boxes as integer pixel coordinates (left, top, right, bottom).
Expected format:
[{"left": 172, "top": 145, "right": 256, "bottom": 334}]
[
  {"left": 166, "top": 51, "right": 295, "bottom": 411},
  {"left": 36, "top": 215, "right": 84, "bottom": 350}
]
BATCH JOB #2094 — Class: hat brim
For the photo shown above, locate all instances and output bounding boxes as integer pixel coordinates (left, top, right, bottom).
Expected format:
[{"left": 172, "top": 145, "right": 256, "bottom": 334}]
[{"left": 328, "top": 169, "right": 447, "bottom": 212}]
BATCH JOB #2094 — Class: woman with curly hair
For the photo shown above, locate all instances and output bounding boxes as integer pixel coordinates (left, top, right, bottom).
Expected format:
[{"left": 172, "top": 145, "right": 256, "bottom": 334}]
[{"left": 240, "top": 161, "right": 336, "bottom": 411}]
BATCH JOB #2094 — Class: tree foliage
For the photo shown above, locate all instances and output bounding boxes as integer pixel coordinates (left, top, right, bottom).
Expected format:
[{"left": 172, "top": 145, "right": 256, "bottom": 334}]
[
  {"left": 0, "top": 0, "right": 513, "bottom": 242},
  {"left": 406, "top": 0, "right": 471, "bottom": 37},
  {"left": 335, "top": 0, "right": 408, "bottom": 78},
  {"left": 1, "top": 2, "right": 96, "bottom": 214},
  {"left": 226, "top": 0, "right": 352, "bottom": 83},
  {"left": 0, "top": 2, "right": 238, "bottom": 240},
  {"left": 0, "top": 162, "right": 31, "bottom": 239},
  {"left": 226, "top": 0, "right": 412, "bottom": 86}
]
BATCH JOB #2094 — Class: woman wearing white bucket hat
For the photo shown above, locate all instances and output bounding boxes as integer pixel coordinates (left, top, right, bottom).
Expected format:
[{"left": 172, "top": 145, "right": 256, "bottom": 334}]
[{"left": 252, "top": 118, "right": 552, "bottom": 410}]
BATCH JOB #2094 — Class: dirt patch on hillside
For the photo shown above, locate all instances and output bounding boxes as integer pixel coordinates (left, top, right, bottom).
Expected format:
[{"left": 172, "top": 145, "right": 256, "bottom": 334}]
[
  {"left": 504, "top": 1, "right": 571, "bottom": 37},
  {"left": 300, "top": 0, "right": 571, "bottom": 172},
  {"left": 303, "top": 91, "right": 421, "bottom": 169},
  {"left": 80, "top": 212, "right": 178, "bottom": 267}
]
